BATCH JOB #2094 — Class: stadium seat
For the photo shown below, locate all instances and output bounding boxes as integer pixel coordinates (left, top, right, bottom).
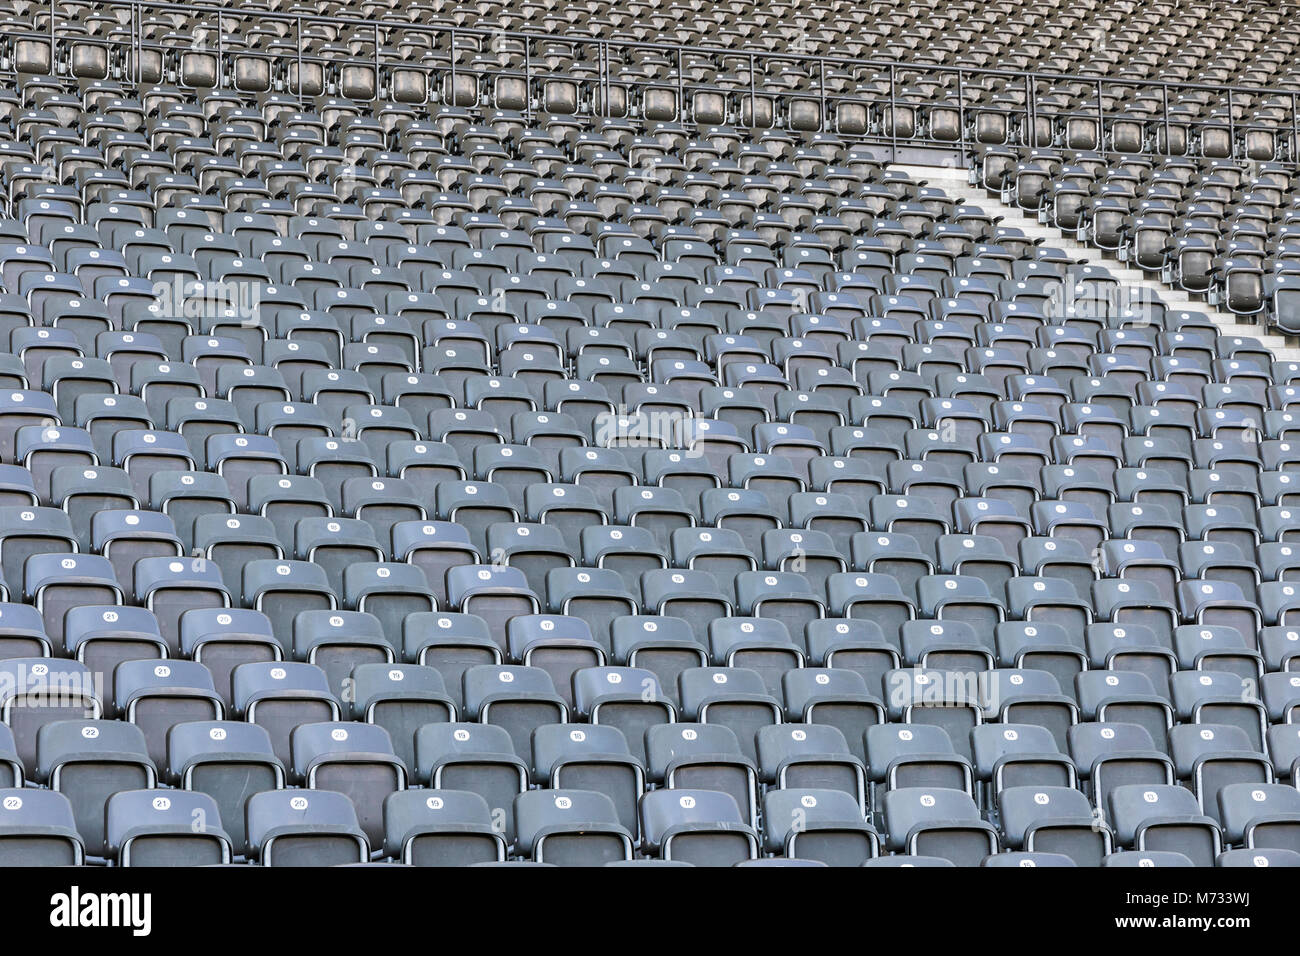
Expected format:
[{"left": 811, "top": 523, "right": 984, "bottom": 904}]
[
  {"left": 105, "top": 789, "right": 233, "bottom": 867},
  {"left": 3, "top": 0, "right": 1300, "bottom": 872},
  {"left": 245, "top": 789, "right": 369, "bottom": 867}
]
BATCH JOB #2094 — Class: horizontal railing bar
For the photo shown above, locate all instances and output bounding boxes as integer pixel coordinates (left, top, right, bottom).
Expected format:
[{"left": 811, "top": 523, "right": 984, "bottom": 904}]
[
  {"left": 35, "top": 0, "right": 1300, "bottom": 101},
  {"left": 4, "top": 0, "right": 1295, "bottom": 169}
]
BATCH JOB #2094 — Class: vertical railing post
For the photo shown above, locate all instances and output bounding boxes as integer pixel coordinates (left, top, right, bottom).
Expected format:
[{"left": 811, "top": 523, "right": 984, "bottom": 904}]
[
  {"left": 599, "top": 39, "right": 607, "bottom": 119},
  {"left": 819, "top": 56, "right": 827, "bottom": 134},
  {"left": 888, "top": 62, "right": 897, "bottom": 162},
  {"left": 1020, "top": 70, "right": 1029, "bottom": 150},
  {"left": 523, "top": 33, "right": 532, "bottom": 123},
  {"left": 1227, "top": 88, "right": 1236, "bottom": 162},
  {"left": 1021, "top": 70, "right": 1030, "bottom": 151},
  {"left": 295, "top": 15, "right": 303, "bottom": 99},
  {"left": 137, "top": 0, "right": 145, "bottom": 85},
  {"left": 957, "top": 67, "right": 967, "bottom": 170},
  {"left": 1030, "top": 72, "right": 1039, "bottom": 150},
  {"left": 130, "top": 0, "right": 139, "bottom": 85},
  {"left": 1096, "top": 78, "right": 1105, "bottom": 153},
  {"left": 449, "top": 26, "right": 457, "bottom": 112},
  {"left": 676, "top": 46, "right": 684, "bottom": 125},
  {"left": 1291, "top": 91, "right": 1298, "bottom": 165},
  {"left": 1161, "top": 83, "right": 1170, "bottom": 159},
  {"left": 748, "top": 52, "right": 756, "bottom": 131},
  {"left": 216, "top": 9, "right": 223, "bottom": 90},
  {"left": 373, "top": 21, "right": 381, "bottom": 104}
]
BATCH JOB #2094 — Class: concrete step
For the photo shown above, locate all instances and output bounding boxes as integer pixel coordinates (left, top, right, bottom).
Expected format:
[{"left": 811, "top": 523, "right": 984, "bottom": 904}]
[{"left": 890, "top": 163, "right": 1300, "bottom": 361}]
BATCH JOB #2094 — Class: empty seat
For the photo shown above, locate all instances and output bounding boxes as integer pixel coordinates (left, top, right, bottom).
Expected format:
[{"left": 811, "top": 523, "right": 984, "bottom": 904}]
[
  {"left": 462, "top": 664, "right": 568, "bottom": 760},
  {"left": 0, "top": 788, "right": 84, "bottom": 866},
  {"left": 105, "top": 789, "right": 233, "bottom": 867},
  {"left": 1108, "top": 784, "right": 1222, "bottom": 866},
  {"left": 245, "top": 789, "right": 368, "bottom": 867},
  {"left": 166, "top": 720, "right": 284, "bottom": 856},
  {"left": 515, "top": 789, "right": 635, "bottom": 866},
  {"left": 881, "top": 788, "right": 1000, "bottom": 866},
  {"left": 1217, "top": 783, "right": 1300, "bottom": 853},
  {"left": 414, "top": 722, "right": 529, "bottom": 845},
  {"left": 289, "top": 721, "right": 406, "bottom": 853},
  {"left": 678, "top": 667, "right": 782, "bottom": 763},
  {"left": 114, "top": 659, "right": 223, "bottom": 769},
  {"left": 756, "top": 724, "right": 867, "bottom": 811},
  {"left": 639, "top": 789, "right": 758, "bottom": 866},
  {"left": 349, "top": 663, "right": 455, "bottom": 772},
  {"left": 0, "top": 658, "right": 102, "bottom": 771},
  {"left": 231, "top": 662, "right": 340, "bottom": 767},
  {"left": 35, "top": 719, "right": 155, "bottom": 861},
  {"left": 762, "top": 788, "right": 880, "bottom": 866},
  {"left": 972, "top": 723, "right": 1078, "bottom": 796},
  {"left": 382, "top": 790, "right": 506, "bottom": 867},
  {"left": 1069, "top": 722, "right": 1175, "bottom": 812},
  {"left": 998, "top": 785, "right": 1112, "bottom": 866}
]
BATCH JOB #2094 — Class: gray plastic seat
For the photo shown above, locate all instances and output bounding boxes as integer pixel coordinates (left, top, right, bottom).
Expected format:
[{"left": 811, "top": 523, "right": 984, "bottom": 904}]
[
  {"left": 0, "top": 788, "right": 84, "bottom": 866},
  {"left": 166, "top": 720, "right": 285, "bottom": 856},
  {"left": 289, "top": 721, "right": 406, "bottom": 853},
  {"left": 0, "top": 658, "right": 102, "bottom": 771},
  {"left": 414, "top": 722, "right": 529, "bottom": 845},
  {"left": 245, "top": 789, "right": 368, "bottom": 867},
  {"left": 881, "top": 787, "right": 1000, "bottom": 866},
  {"left": 231, "top": 661, "right": 340, "bottom": 767},
  {"left": 35, "top": 719, "right": 156, "bottom": 860},
  {"left": 515, "top": 788, "right": 634, "bottom": 866},
  {"left": 531, "top": 722, "right": 644, "bottom": 839},
  {"left": 381, "top": 789, "right": 506, "bottom": 866},
  {"left": 1108, "top": 784, "right": 1222, "bottom": 866},
  {"left": 639, "top": 788, "right": 758, "bottom": 866},
  {"left": 105, "top": 789, "right": 232, "bottom": 867},
  {"left": 762, "top": 787, "right": 879, "bottom": 866}
]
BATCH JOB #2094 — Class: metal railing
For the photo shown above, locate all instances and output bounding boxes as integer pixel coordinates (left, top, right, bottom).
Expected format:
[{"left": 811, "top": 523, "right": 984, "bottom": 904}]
[{"left": 4, "top": 0, "right": 1299, "bottom": 167}]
